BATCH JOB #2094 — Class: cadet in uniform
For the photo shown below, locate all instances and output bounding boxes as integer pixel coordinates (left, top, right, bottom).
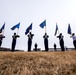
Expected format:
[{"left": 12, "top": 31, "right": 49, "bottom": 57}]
[
  {"left": 43, "top": 33, "right": 49, "bottom": 51},
  {"left": 57, "top": 33, "right": 65, "bottom": 51},
  {"left": 28, "top": 32, "right": 34, "bottom": 51},
  {"left": 11, "top": 33, "right": 20, "bottom": 52}
]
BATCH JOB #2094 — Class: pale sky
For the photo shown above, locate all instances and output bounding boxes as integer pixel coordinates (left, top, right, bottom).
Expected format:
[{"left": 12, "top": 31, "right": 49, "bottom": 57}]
[{"left": 0, "top": 0, "right": 76, "bottom": 51}]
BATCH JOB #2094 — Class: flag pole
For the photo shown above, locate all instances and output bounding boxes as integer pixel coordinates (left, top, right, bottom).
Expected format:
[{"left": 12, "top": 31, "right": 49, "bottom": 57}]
[
  {"left": 56, "top": 22, "right": 60, "bottom": 35},
  {"left": 2, "top": 30, "right": 4, "bottom": 35},
  {"left": 45, "top": 20, "right": 46, "bottom": 33},
  {"left": 17, "top": 29, "right": 19, "bottom": 35},
  {"left": 17, "top": 22, "right": 20, "bottom": 35},
  {"left": 2, "top": 22, "right": 5, "bottom": 35},
  {"left": 45, "top": 26, "right": 46, "bottom": 33},
  {"left": 31, "top": 23, "right": 33, "bottom": 33},
  {"left": 58, "top": 29, "right": 60, "bottom": 35}
]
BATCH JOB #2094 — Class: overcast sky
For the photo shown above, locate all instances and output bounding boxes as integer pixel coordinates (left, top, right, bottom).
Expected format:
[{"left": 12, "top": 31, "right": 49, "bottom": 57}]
[{"left": 0, "top": 0, "right": 76, "bottom": 51}]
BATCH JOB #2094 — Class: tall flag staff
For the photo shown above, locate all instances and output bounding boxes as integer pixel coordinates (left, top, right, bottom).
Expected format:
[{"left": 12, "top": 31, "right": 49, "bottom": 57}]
[
  {"left": 39, "top": 20, "right": 49, "bottom": 51},
  {"left": 45, "top": 20, "right": 46, "bottom": 33},
  {"left": 25, "top": 23, "right": 34, "bottom": 52},
  {"left": 11, "top": 23, "right": 20, "bottom": 52}
]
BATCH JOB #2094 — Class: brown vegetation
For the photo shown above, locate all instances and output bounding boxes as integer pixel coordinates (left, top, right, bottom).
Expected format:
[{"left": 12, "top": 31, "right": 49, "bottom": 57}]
[{"left": 0, "top": 50, "right": 76, "bottom": 75}]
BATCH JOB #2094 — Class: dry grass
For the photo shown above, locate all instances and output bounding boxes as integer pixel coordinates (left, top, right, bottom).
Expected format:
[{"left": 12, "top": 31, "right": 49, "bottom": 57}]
[{"left": 0, "top": 50, "right": 76, "bottom": 75}]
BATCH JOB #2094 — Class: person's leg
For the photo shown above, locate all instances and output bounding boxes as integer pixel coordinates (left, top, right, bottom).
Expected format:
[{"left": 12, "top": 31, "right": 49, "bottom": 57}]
[
  {"left": 30, "top": 41, "right": 32, "bottom": 51},
  {"left": 0, "top": 41, "right": 2, "bottom": 47},
  {"left": 60, "top": 41, "right": 62, "bottom": 51},
  {"left": 61, "top": 43, "right": 65, "bottom": 51},
  {"left": 46, "top": 42, "right": 48, "bottom": 51},
  {"left": 28, "top": 41, "right": 30, "bottom": 51},
  {"left": 73, "top": 41, "right": 76, "bottom": 50},
  {"left": 60, "top": 41, "right": 65, "bottom": 51},
  {"left": 11, "top": 43, "right": 14, "bottom": 52}
]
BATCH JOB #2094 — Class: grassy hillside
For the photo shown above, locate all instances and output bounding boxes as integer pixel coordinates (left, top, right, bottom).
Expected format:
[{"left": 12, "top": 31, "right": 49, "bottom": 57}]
[{"left": 0, "top": 51, "right": 76, "bottom": 75}]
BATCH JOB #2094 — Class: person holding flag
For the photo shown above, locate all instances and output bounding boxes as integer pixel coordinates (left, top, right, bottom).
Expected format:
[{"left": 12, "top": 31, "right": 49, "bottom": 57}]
[
  {"left": 25, "top": 23, "right": 34, "bottom": 52},
  {"left": 67, "top": 24, "right": 76, "bottom": 50},
  {"left": 40, "top": 20, "right": 49, "bottom": 51},
  {"left": 0, "top": 23, "right": 5, "bottom": 47},
  {"left": 70, "top": 33, "right": 76, "bottom": 50},
  {"left": 57, "top": 33, "right": 65, "bottom": 51},
  {"left": 68, "top": 24, "right": 76, "bottom": 50},
  {"left": 43, "top": 33, "right": 49, "bottom": 51},
  {"left": 54, "top": 23, "right": 65, "bottom": 51},
  {"left": 11, "top": 23, "right": 20, "bottom": 52}
]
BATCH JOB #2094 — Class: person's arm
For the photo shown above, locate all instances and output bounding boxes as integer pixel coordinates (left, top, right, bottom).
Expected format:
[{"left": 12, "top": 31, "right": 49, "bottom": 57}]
[
  {"left": 2, "top": 35, "right": 5, "bottom": 38},
  {"left": 32, "top": 34, "right": 34, "bottom": 36},
  {"left": 47, "top": 35, "right": 49, "bottom": 38},
  {"left": 0, "top": 35, "right": 5, "bottom": 38},
  {"left": 28, "top": 35, "right": 29, "bottom": 37},
  {"left": 16, "top": 35, "right": 20, "bottom": 38},
  {"left": 57, "top": 36, "right": 59, "bottom": 38},
  {"left": 43, "top": 35, "right": 45, "bottom": 38}
]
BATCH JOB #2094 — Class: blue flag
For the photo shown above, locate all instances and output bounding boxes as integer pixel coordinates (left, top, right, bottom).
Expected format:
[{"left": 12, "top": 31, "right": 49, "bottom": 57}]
[
  {"left": 54, "top": 24, "right": 58, "bottom": 36},
  {"left": 0, "top": 23, "right": 5, "bottom": 31},
  {"left": 68, "top": 24, "right": 72, "bottom": 35},
  {"left": 11, "top": 23, "right": 20, "bottom": 30},
  {"left": 25, "top": 23, "right": 32, "bottom": 35},
  {"left": 39, "top": 20, "right": 46, "bottom": 28}
]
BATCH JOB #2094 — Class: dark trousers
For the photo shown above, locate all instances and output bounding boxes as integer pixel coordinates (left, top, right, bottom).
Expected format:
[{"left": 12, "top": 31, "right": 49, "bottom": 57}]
[
  {"left": 0, "top": 40, "right": 2, "bottom": 47},
  {"left": 28, "top": 40, "right": 32, "bottom": 52},
  {"left": 11, "top": 40, "right": 16, "bottom": 52},
  {"left": 44, "top": 40, "right": 48, "bottom": 51},
  {"left": 73, "top": 40, "right": 76, "bottom": 49},
  {"left": 60, "top": 40, "right": 65, "bottom": 51}
]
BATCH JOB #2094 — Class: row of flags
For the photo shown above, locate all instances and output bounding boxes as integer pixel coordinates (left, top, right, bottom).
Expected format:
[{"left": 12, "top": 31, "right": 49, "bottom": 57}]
[
  {"left": 0, "top": 20, "right": 72, "bottom": 35},
  {"left": 54, "top": 23, "right": 72, "bottom": 35}
]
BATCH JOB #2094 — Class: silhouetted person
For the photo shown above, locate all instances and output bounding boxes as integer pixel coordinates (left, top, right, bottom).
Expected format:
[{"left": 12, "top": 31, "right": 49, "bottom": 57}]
[
  {"left": 0, "top": 31, "right": 5, "bottom": 47},
  {"left": 70, "top": 33, "right": 76, "bottom": 50},
  {"left": 57, "top": 33, "right": 65, "bottom": 51},
  {"left": 43, "top": 33, "right": 49, "bottom": 51},
  {"left": 28, "top": 32, "right": 34, "bottom": 52},
  {"left": 34, "top": 43, "right": 38, "bottom": 51},
  {"left": 54, "top": 43, "right": 57, "bottom": 51},
  {"left": 11, "top": 33, "right": 20, "bottom": 52}
]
